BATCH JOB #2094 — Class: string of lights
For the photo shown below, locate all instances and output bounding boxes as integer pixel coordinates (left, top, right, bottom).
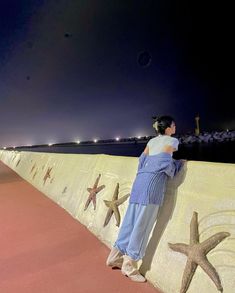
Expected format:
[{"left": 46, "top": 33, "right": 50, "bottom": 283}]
[
  {"left": 1, "top": 135, "right": 151, "bottom": 150},
  {"left": 1, "top": 130, "right": 235, "bottom": 150}
]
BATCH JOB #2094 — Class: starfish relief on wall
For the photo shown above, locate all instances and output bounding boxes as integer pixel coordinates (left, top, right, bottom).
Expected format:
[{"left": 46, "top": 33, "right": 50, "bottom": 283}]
[
  {"left": 43, "top": 167, "right": 53, "bottom": 185},
  {"left": 168, "top": 211, "right": 230, "bottom": 293},
  {"left": 62, "top": 187, "right": 67, "bottom": 194},
  {"left": 12, "top": 154, "right": 17, "bottom": 162},
  {"left": 84, "top": 174, "right": 105, "bottom": 211},
  {"left": 103, "top": 183, "right": 129, "bottom": 227},
  {"left": 30, "top": 163, "right": 36, "bottom": 174},
  {"left": 33, "top": 170, "right": 38, "bottom": 180}
]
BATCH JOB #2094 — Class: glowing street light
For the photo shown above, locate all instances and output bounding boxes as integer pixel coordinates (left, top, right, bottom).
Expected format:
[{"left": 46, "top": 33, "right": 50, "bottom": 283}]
[
  {"left": 115, "top": 137, "right": 120, "bottom": 141},
  {"left": 94, "top": 139, "right": 98, "bottom": 143},
  {"left": 48, "top": 143, "right": 53, "bottom": 146},
  {"left": 76, "top": 140, "right": 80, "bottom": 144}
]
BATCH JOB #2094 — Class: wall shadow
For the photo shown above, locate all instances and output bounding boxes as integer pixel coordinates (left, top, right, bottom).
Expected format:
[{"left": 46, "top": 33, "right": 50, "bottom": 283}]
[{"left": 140, "top": 163, "right": 188, "bottom": 275}]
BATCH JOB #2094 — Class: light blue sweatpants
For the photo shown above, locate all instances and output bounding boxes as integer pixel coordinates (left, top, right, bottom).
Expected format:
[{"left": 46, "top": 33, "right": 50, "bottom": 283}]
[{"left": 114, "top": 203, "right": 159, "bottom": 261}]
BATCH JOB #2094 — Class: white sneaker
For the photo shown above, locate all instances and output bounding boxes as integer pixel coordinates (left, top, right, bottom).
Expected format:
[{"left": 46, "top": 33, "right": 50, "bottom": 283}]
[
  {"left": 121, "top": 255, "right": 146, "bottom": 282},
  {"left": 106, "top": 247, "right": 123, "bottom": 269}
]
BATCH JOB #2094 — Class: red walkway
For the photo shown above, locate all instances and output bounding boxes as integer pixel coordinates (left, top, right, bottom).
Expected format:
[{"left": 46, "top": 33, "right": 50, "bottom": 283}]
[{"left": 0, "top": 161, "right": 161, "bottom": 293}]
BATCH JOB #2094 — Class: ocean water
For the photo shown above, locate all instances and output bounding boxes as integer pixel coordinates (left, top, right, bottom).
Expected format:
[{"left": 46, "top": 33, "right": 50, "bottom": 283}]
[{"left": 15, "top": 141, "right": 235, "bottom": 163}]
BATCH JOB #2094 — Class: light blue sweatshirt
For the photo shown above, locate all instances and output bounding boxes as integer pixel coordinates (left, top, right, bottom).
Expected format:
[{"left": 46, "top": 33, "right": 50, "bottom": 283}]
[{"left": 129, "top": 152, "right": 183, "bottom": 205}]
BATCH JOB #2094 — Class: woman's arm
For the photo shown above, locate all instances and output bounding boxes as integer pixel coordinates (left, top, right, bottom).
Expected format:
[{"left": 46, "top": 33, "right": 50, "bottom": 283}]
[{"left": 143, "top": 146, "right": 149, "bottom": 155}]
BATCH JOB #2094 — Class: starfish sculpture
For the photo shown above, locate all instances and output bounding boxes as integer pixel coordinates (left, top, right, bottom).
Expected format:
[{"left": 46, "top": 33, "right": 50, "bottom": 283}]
[
  {"left": 103, "top": 183, "right": 129, "bottom": 227},
  {"left": 30, "top": 163, "right": 36, "bottom": 174},
  {"left": 168, "top": 211, "right": 230, "bottom": 293},
  {"left": 43, "top": 167, "right": 52, "bottom": 185},
  {"left": 62, "top": 187, "right": 67, "bottom": 194},
  {"left": 33, "top": 170, "right": 37, "bottom": 180},
  {"left": 84, "top": 174, "right": 105, "bottom": 210}
]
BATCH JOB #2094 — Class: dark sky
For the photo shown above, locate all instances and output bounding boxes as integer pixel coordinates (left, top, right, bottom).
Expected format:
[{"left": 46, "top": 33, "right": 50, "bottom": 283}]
[{"left": 0, "top": 0, "right": 234, "bottom": 146}]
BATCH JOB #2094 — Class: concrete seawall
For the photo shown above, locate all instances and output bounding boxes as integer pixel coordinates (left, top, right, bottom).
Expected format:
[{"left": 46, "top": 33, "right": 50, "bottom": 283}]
[{"left": 1, "top": 150, "right": 235, "bottom": 293}]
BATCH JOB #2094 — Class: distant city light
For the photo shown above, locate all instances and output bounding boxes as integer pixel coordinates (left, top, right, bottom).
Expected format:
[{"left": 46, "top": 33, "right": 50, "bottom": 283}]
[
  {"left": 76, "top": 140, "right": 80, "bottom": 144},
  {"left": 137, "top": 136, "right": 141, "bottom": 139},
  {"left": 94, "top": 139, "right": 98, "bottom": 143},
  {"left": 48, "top": 143, "right": 53, "bottom": 146},
  {"left": 3, "top": 147, "right": 6, "bottom": 149},
  {"left": 115, "top": 137, "right": 120, "bottom": 141}
]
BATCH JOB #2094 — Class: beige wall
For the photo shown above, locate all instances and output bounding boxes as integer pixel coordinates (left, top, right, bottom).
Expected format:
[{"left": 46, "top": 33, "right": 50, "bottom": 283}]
[{"left": 1, "top": 150, "right": 235, "bottom": 293}]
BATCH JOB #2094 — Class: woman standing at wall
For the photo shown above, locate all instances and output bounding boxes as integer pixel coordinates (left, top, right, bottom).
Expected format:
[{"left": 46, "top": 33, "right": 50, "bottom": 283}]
[{"left": 106, "top": 115, "right": 185, "bottom": 282}]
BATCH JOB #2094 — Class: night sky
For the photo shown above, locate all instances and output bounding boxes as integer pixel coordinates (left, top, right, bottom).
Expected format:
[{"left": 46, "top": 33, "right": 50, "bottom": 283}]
[{"left": 0, "top": 1, "right": 234, "bottom": 147}]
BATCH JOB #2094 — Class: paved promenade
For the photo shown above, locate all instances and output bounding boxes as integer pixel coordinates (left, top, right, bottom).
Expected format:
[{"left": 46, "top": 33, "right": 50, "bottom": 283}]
[{"left": 0, "top": 161, "right": 161, "bottom": 293}]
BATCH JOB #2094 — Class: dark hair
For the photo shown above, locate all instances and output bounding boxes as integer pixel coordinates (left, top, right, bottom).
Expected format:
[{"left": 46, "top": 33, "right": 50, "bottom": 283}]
[{"left": 154, "top": 115, "right": 175, "bottom": 135}]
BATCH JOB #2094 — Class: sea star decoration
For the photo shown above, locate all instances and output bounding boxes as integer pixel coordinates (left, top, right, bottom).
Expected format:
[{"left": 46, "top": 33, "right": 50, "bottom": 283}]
[
  {"left": 84, "top": 174, "right": 105, "bottom": 210},
  {"left": 30, "top": 163, "right": 36, "bottom": 174},
  {"left": 62, "top": 187, "right": 67, "bottom": 194},
  {"left": 103, "top": 183, "right": 129, "bottom": 227},
  {"left": 168, "top": 211, "right": 230, "bottom": 293},
  {"left": 43, "top": 167, "right": 53, "bottom": 185},
  {"left": 12, "top": 154, "right": 17, "bottom": 162},
  {"left": 33, "top": 170, "right": 38, "bottom": 180}
]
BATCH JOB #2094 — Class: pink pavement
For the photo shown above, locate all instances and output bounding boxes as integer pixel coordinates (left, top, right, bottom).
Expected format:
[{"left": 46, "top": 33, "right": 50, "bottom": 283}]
[{"left": 0, "top": 161, "right": 162, "bottom": 293}]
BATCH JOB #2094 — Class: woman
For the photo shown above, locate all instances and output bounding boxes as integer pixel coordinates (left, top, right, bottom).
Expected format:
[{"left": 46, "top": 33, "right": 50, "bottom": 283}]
[{"left": 106, "top": 116, "right": 185, "bottom": 282}]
